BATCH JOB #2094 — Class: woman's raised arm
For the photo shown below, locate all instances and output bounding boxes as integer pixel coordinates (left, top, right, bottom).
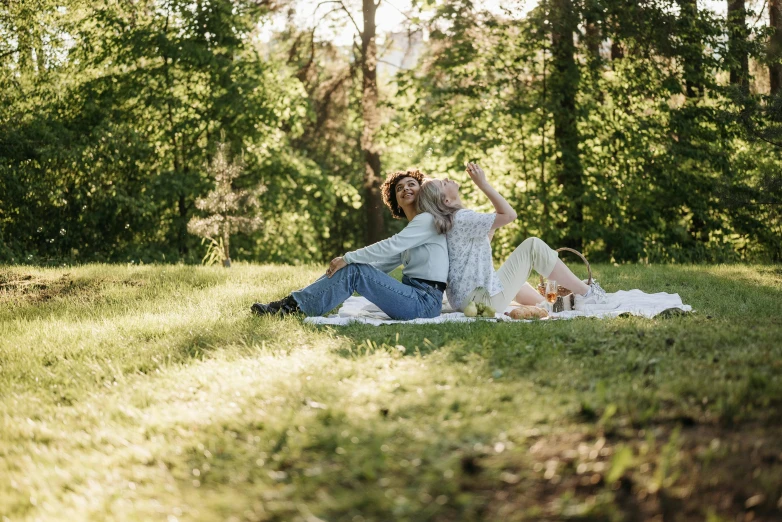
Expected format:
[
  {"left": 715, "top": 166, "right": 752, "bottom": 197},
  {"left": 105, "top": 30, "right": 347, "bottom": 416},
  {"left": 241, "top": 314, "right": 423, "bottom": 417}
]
[{"left": 466, "top": 162, "right": 517, "bottom": 230}]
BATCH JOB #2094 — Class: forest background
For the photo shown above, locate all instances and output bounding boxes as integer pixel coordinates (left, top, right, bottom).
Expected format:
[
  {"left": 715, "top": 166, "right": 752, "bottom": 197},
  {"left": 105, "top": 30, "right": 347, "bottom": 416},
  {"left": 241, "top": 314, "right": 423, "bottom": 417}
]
[{"left": 1, "top": 0, "right": 781, "bottom": 267}]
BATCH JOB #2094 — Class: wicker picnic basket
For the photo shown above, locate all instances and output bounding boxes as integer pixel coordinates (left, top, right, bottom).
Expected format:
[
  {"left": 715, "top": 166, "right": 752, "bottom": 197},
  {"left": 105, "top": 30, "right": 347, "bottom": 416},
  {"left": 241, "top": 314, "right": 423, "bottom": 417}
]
[{"left": 537, "top": 247, "right": 592, "bottom": 312}]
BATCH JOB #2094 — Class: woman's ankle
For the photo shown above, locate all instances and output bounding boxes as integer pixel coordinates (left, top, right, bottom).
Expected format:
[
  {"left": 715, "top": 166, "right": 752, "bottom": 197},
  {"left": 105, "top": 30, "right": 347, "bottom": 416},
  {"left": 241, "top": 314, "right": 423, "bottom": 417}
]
[{"left": 547, "top": 260, "right": 589, "bottom": 296}]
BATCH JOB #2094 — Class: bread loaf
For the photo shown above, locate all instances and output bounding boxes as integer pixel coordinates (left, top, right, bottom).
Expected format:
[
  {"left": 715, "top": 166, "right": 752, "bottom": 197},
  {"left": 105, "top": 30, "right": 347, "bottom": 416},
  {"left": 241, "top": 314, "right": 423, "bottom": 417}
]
[{"left": 508, "top": 305, "right": 548, "bottom": 320}]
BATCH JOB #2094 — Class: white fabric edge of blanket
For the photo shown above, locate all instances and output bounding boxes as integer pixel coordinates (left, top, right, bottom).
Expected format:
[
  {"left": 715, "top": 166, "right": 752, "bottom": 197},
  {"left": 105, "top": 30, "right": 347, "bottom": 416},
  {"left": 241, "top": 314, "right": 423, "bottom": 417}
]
[{"left": 303, "top": 290, "right": 693, "bottom": 326}]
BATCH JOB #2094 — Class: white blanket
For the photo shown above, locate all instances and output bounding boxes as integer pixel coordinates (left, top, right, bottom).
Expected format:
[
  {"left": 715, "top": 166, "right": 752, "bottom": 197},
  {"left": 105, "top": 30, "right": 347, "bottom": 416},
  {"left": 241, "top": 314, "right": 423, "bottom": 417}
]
[{"left": 303, "top": 289, "right": 693, "bottom": 326}]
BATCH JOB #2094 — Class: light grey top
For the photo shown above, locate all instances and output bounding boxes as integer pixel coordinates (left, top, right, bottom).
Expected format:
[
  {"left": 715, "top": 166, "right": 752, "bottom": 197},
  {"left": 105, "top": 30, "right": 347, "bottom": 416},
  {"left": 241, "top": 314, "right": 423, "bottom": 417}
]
[
  {"left": 343, "top": 212, "right": 448, "bottom": 283},
  {"left": 445, "top": 209, "right": 503, "bottom": 310}
]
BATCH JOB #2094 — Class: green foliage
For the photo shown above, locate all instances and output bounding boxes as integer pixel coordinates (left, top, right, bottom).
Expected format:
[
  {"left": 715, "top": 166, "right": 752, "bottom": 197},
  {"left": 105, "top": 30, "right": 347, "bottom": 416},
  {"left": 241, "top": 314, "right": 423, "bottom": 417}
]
[
  {"left": 0, "top": 0, "right": 353, "bottom": 264},
  {"left": 390, "top": 0, "right": 781, "bottom": 263},
  {"left": 199, "top": 236, "right": 225, "bottom": 266},
  {"left": 606, "top": 445, "right": 633, "bottom": 484},
  {"left": 1, "top": 0, "right": 780, "bottom": 263}
]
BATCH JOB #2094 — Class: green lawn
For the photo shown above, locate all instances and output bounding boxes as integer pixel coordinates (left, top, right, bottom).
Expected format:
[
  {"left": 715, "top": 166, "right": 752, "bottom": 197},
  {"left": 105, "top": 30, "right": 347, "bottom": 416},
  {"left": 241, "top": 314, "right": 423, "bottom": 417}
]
[{"left": 1, "top": 263, "right": 781, "bottom": 521}]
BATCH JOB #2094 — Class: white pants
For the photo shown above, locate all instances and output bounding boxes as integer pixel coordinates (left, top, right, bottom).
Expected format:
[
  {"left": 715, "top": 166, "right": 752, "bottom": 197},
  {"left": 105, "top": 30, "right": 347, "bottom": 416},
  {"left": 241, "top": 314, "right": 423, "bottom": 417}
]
[{"left": 466, "top": 237, "right": 559, "bottom": 312}]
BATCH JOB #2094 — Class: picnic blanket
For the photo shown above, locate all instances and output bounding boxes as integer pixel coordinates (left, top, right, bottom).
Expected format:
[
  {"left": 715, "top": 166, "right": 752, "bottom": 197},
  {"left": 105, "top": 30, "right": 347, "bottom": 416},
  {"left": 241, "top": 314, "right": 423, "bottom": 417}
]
[{"left": 303, "top": 289, "right": 693, "bottom": 326}]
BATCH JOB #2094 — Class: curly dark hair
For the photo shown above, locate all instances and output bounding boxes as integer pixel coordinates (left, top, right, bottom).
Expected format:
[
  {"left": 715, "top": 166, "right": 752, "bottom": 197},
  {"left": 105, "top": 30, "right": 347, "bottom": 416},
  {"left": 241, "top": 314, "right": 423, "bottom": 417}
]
[{"left": 381, "top": 169, "right": 425, "bottom": 219}]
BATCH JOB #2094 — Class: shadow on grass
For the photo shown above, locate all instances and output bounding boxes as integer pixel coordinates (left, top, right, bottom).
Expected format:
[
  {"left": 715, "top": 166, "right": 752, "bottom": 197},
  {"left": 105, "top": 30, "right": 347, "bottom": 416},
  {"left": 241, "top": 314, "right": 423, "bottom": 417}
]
[
  {"left": 146, "top": 355, "right": 782, "bottom": 522},
  {"left": 144, "top": 370, "right": 616, "bottom": 521},
  {"left": 170, "top": 314, "right": 320, "bottom": 363},
  {"left": 312, "top": 265, "right": 782, "bottom": 431}
]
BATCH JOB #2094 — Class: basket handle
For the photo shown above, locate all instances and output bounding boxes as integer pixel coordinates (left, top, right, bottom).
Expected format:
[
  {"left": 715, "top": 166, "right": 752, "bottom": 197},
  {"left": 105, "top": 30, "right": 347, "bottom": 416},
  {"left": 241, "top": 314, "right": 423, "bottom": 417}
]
[{"left": 538, "top": 247, "right": 592, "bottom": 287}]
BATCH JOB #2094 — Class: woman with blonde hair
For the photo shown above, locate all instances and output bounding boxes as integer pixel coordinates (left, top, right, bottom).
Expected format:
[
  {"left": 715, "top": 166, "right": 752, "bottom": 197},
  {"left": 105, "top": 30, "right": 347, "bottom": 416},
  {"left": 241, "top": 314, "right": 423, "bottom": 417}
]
[
  {"left": 416, "top": 163, "right": 607, "bottom": 313},
  {"left": 252, "top": 169, "right": 451, "bottom": 320}
]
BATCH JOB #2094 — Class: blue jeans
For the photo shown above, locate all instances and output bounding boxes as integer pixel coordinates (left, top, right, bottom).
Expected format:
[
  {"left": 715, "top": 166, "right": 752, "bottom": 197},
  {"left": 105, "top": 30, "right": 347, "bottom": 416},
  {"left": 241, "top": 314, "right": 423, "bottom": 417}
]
[{"left": 291, "top": 264, "right": 443, "bottom": 320}]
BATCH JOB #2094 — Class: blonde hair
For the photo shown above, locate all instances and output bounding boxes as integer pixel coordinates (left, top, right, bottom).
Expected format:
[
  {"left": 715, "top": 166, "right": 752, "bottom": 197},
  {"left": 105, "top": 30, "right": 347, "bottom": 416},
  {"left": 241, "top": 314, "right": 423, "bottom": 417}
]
[{"left": 416, "top": 179, "right": 462, "bottom": 234}]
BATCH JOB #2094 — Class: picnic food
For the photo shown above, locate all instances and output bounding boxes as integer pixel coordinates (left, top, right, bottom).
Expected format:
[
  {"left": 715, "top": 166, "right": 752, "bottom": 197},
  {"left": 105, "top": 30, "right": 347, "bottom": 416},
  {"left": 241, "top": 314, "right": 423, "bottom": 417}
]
[
  {"left": 481, "top": 305, "right": 496, "bottom": 317},
  {"left": 463, "top": 302, "right": 496, "bottom": 318},
  {"left": 508, "top": 305, "right": 548, "bottom": 320},
  {"left": 463, "top": 302, "right": 478, "bottom": 317}
]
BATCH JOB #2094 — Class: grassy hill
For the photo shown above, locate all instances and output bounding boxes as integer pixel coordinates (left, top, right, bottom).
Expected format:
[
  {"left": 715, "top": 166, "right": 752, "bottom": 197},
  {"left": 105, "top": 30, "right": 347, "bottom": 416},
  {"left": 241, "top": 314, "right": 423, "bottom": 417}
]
[{"left": 1, "top": 263, "right": 781, "bottom": 521}]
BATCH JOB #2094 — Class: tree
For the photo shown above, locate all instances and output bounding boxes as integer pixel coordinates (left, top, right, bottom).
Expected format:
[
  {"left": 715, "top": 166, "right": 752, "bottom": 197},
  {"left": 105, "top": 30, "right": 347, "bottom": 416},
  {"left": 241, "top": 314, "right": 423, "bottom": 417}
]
[
  {"left": 0, "top": 0, "right": 308, "bottom": 263},
  {"left": 678, "top": 0, "right": 704, "bottom": 98},
  {"left": 2, "top": 0, "right": 780, "bottom": 265},
  {"left": 728, "top": 0, "right": 749, "bottom": 93},
  {"left": 771, "top": 0, "right": 782, "bottom": 94},
  {"left": 281, "top": 24, "right": 367, "bottom": 260},
  {"left": 187, "top": 141, "right": 264, "bottom": 267},
  {"left": 549, "top": 0, "right": 584, "bottom": 249},
  {"left": 293, "top": 0, "right": 385, "bottom": 246},
  {"left": 360, "top": 0, "right": 384, "bottom": 245}
]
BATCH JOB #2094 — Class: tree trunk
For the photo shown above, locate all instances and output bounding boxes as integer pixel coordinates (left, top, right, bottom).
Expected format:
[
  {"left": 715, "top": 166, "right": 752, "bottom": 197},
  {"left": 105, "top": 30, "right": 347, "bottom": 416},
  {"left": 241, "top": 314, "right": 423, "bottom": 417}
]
[
  {"left": 610, "top": 15, "right": 624, "bottom": 62},
  {"left": 771, "top": 0, "right": 782, "bottom": 94},
  {"left": 178, "top": 194, "right": 189, "bottom": 256},
  {"left": 678, "top": 0, "right": 703, "bottom": 98},
  {"left": 674, "top": 0, "right": 708, "bottom": 243},
  {"left": 550, "top": 0, "right": 584, "bottom": 250},
  {"left": 728, "top": 0, "right": 749, "bottom": 93},
  {"left": 540, "top": 38, "right": 548, "bottom": 219},
  {"left": 361, "top": 0, "right": 384, "bottom": 245},
  {"left": 584, "top": 1, "right": 604, "bottom": 104},
  {"left": 610, "top": 40, "right": 623, "bottom": 61},
  {"left": 17, "top": 27, "right": 34, "bottom": 74},
  {"left": 33, "top": 25, "right": 45, "bottom": 73},
  {"left": 586, "top": 28, "right": 600, "bottom": 61},
  {"left": 584, "top": 1, "right": 602, "bottom": 63},
  {"left": 222, "top": 220, "right": 231, "bottom": 268},
  {"left": 162, "top": 10, "right": 188, "bottom": 257}
]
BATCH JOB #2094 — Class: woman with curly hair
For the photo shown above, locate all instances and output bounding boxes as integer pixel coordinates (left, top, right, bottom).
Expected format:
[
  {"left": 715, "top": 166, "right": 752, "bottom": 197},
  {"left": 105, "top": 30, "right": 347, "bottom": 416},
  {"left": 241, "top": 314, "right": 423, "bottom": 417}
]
[{"left": 251, "top": 169, "right": 450, "bottom": 320}]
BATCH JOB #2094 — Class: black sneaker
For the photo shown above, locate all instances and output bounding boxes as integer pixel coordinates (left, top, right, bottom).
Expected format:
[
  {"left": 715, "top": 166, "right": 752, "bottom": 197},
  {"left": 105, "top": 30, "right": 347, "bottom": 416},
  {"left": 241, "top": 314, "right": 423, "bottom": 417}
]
[{"left": 251, "top": 295, "right": 301, "bottom": 316}]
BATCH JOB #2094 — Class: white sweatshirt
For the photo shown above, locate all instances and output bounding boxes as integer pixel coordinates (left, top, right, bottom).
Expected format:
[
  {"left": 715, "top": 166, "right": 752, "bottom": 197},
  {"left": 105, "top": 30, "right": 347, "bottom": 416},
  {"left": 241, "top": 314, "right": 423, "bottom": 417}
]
[{"left": 343, "top": 212, "right": 448, "bottom": 283}]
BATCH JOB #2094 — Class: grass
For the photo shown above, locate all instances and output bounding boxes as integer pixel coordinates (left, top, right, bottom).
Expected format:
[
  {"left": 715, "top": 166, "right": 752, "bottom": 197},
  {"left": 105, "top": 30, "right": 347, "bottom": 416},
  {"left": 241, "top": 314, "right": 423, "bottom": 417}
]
[{"left": 1, "top": 262, "right": 781, "bottom": 521}]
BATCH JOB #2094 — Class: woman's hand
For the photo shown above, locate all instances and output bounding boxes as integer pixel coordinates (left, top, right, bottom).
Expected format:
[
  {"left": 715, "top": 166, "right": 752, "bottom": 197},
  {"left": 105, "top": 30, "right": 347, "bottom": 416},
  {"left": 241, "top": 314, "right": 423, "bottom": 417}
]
[
  {"left": 466, "top": 161, "right": 517, "bottom": 230},
  {"left": 327, "top": 256, "right": 347, "bottom": 278},
  {"left": 466, "top": 162, "right": 489, "bottom": 190}
]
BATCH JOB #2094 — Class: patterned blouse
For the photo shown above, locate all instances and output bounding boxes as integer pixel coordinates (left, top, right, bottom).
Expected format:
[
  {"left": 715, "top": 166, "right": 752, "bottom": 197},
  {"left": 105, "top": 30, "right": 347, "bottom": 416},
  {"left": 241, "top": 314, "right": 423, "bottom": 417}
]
[{"left": 445, "top": 209, "right": 503, "bottom": 311}]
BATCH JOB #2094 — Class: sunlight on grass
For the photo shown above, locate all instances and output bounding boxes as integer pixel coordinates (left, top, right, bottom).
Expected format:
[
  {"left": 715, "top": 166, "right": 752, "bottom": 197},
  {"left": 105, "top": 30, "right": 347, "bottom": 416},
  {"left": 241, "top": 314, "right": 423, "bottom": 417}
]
[{"left": 1, "top": 263, "right": 781, "bottom": 520}]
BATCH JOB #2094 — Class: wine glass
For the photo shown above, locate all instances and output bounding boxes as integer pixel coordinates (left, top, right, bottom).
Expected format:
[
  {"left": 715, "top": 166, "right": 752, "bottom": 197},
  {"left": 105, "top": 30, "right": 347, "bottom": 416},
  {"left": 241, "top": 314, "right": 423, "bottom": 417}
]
[
  {"left": 545, "top": 280, "right": 558, "bottom": 304},
  {"left": 545, "top": 280, "right": 558, "bottom": 312}
]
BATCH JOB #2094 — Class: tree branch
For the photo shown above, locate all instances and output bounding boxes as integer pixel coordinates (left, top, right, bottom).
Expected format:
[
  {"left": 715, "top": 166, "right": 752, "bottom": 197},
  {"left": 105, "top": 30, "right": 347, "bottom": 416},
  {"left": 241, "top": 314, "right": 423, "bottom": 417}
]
[
  {"left": 337, "top": 0, "right": 362, "bottom": 37},
  {"left": 750, "top": 129, "right": 782, "bottom": 148},
  {"left": 381, "top": 0, "right": 413, "bottom": 22},
  {"left": 312, "top": 0, "right": 362, "bottom": 38},
  {"left": 313, "top": 0, "right": 343, "bottom": 11},
  {"left": 315, "top": 6, "right": 344, "bottom": 26},
  {"left": 750, "top": 3, "right": 765, "bottom": 28},
  {"left": 0, "top": 48, "right": 17, "bottom": 60},
  {"left": 377, "top": 58, "right": 402, "bottom": 68}
]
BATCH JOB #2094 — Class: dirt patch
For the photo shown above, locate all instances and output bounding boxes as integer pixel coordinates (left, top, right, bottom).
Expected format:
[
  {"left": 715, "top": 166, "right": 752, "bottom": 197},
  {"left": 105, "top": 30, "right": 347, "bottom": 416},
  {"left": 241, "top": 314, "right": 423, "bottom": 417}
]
[
  {"left": 0, "top": 271, "right": 94, "bottom": 304},
  {"left": 0, "top": 270, "right": 147, "bottom": 305}
]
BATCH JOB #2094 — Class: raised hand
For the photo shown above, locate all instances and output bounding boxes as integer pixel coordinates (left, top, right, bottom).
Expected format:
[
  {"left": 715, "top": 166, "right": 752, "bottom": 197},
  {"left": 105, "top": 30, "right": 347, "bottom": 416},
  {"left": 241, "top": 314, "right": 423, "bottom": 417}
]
[
  {"left": 465, "top": 161, "right": 518, "bottom": 230},
  {"left": 466, "top": 162, "right": 489, "bottom": 189}
]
